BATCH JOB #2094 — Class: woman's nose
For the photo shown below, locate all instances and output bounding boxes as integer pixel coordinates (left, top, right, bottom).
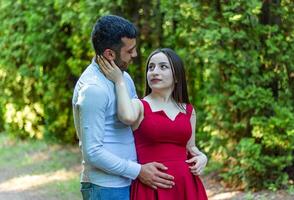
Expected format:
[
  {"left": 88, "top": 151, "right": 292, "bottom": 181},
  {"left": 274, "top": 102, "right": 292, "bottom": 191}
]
[{"left": 152, "top": 66, "right": 161, "bottom": 74}]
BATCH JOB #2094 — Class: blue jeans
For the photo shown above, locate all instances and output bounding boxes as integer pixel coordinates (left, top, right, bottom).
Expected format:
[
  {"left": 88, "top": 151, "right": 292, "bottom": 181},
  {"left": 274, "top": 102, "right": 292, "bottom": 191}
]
[{"left": 80, "top": 182, "right": 130, "bottom": 200}]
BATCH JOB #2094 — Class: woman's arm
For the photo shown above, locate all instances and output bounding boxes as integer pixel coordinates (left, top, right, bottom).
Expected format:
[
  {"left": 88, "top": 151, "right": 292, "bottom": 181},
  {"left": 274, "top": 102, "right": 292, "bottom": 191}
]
[
  {"left": 186, "top": 108, "right": 208, "bottom": 175},
  {"left": 98, "top": 56, "right": 142, "bottom": 125}
]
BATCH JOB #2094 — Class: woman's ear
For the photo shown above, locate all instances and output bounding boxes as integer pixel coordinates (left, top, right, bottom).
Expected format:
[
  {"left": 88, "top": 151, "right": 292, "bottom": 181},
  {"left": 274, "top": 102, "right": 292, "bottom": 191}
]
[{"left": 103, "top": 49, "right": 116, "bottom": 61}]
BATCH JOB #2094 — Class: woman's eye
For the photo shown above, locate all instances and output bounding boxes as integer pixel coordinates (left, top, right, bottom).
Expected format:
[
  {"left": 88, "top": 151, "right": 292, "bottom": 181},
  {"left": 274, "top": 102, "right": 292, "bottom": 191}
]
[
  {"left": 160, "top": 65, "right": 168, "bottom": 69},
  {"left": 148, "top": 65, "right": 154, "bottom": 70}
]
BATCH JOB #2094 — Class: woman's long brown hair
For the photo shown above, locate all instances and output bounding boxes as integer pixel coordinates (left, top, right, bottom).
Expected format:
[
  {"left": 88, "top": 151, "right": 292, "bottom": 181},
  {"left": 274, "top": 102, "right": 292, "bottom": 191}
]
[{"left": 144, "top": 48, "right": 190, "bottom": 109}]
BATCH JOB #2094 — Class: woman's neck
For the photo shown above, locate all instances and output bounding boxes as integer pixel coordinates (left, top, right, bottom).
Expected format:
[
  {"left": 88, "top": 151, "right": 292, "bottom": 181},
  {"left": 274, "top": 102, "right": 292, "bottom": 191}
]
[{"left": 148, "top": 91, "right": 173, "bottom": 103}]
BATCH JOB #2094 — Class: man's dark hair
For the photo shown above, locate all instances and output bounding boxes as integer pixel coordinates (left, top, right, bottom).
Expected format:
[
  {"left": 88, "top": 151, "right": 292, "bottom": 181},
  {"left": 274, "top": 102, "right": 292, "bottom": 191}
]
[{"left": 91, "top": 15, "right": 137, "bottom": 55}]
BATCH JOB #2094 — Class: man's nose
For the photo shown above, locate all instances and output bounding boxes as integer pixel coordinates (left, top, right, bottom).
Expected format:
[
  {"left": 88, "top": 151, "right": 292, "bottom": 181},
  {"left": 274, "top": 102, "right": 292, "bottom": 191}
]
[{"left": 132, "top": 49, "right": 138, "bottom": 58}]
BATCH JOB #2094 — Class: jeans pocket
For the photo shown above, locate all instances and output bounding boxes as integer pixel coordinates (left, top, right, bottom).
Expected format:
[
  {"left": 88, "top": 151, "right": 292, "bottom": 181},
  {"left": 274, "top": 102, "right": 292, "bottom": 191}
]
[{"left": 81, "top": 182, "right": 93, "bottom": 200}]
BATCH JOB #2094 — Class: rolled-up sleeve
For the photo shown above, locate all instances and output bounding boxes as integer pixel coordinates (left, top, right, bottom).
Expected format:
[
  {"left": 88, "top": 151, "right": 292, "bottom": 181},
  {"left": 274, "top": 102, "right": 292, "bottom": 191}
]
[{"left": 75, "top": 84, "right": 141, "bottom": 179}]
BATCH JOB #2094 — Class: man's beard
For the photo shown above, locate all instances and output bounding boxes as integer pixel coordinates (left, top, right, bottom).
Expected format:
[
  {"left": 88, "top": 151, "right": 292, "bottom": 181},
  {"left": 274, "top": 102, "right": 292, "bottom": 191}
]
[{"left": 114, "top": 55, "right": 129, "bottom": 71}]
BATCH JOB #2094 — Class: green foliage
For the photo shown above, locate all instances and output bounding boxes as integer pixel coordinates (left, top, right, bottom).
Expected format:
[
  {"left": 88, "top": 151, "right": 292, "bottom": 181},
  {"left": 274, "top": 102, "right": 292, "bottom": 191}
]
[
  {"left": 0, "top": 0, "right": 293, "bottom": 190},
  {"left": 194, "top": 1, "right": 294, "bottom": 189},
  {"left": 158, "top": 0, "right": 294, "bottom": 189},
  {"left": 222, "top": 138, "right": 291, "bottom": 190},
  {"left": 0, "top": 0, "right": 109, "bottom": 142}
]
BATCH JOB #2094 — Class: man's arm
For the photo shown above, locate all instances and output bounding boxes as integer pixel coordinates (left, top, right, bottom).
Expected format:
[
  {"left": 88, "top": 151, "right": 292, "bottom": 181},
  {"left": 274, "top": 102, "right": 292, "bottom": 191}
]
[
  {"left": 75, "top": 84, "right": 175, "bottom": 188},
  {"left": 75, "top": 84, "right": 141, "bottom": 179}
]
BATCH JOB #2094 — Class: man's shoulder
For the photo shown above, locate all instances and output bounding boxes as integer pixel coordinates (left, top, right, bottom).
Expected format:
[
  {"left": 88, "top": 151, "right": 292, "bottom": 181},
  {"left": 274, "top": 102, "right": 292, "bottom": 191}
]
[
  {"left": 74, "top": 83, "right": 109, "bottom": 107},
  {"left": 75, "top": 65, "right": 109, "bottom": 95},
  {"left": 123, "top": 71, "right": 133, "bottom": 81},
  {"left": 123, "top": 71, "right": 135, "bottom": 88},
  {"left": 80, "top": 64, "right": 103, "bottom": 80},
  {"left": 80, "top": 84, "right": 107, "bottom": 96}
]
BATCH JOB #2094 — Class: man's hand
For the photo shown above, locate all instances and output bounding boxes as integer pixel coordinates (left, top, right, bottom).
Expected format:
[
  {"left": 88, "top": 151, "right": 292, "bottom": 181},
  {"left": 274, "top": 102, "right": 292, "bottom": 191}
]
[
  {"left": 186, "top": 147, "right": 207, "bottom": 176},
  {"left": 138, "top": 162, "right": 175, "bottom": 190}
]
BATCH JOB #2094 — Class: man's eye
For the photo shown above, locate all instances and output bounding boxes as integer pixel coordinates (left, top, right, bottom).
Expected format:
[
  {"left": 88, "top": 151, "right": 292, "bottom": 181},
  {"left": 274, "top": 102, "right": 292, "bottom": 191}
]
[{"left": 128, "top": 49, "right": 135, "bottom": 54}]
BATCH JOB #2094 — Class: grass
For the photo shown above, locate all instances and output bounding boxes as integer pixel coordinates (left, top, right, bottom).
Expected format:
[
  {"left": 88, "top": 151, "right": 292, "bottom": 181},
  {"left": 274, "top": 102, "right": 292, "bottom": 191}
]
[
  {"left": 1, "top": 133, "right": 293, "bottom": 200},
  {"left": 0, "top": 134, "right": 81, "bottom": 200}
]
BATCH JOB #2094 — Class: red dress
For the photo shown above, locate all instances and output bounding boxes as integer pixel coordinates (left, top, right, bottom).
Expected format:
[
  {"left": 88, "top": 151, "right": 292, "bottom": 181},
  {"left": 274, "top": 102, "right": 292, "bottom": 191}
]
[{"left": 131, "top": 99, "right": 208, "bottom": 200}]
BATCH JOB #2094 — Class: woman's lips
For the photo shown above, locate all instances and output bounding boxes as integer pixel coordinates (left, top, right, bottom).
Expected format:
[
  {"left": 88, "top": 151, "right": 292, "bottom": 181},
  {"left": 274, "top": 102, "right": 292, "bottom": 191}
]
[{"left": 150, "top": 78, "right": 162, "bottom": 83}]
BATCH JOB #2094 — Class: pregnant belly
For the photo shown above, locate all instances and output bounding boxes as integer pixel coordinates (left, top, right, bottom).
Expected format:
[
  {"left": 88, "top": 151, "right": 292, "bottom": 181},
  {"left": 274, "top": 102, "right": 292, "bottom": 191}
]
[{"left": 161, "top": 160, "right": 194, "bottom": 184}]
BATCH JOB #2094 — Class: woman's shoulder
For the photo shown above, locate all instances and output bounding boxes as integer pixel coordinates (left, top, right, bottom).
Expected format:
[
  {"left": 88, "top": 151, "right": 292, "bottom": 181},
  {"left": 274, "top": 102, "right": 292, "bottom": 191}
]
[{"left": 180, "top": 103, "right": 195, "bottom": 116}]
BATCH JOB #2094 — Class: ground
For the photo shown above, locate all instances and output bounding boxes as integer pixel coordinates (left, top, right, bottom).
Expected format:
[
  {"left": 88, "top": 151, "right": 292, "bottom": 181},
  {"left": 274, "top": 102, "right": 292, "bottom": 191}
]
[{"left": 0, "top": 135, "right": 293, "bottom": 200}]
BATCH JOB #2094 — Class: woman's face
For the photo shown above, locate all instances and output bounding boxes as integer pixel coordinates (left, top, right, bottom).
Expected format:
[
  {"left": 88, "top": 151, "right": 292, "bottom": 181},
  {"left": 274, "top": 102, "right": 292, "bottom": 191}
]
[{"left": 146, "top": 52, "right": 174, "bottom": 92}]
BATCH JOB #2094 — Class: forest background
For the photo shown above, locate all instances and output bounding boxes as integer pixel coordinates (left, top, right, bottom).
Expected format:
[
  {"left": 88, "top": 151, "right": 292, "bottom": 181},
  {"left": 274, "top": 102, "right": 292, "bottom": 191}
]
[{"left": 0, "top": 0, "right": 293, "bottom": 191}]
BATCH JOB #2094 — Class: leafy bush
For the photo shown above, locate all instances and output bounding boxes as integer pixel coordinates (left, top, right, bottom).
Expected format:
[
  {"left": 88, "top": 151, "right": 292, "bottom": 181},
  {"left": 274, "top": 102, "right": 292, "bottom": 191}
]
[{"left": 0, "top": 0, "right": 293, "bottom": 189}]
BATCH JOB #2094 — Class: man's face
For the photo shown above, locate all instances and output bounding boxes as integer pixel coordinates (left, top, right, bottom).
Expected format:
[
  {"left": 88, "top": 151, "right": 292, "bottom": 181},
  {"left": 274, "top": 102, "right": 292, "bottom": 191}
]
[{"left": 114, "top": 37, "right": 137, "bottom": 71}]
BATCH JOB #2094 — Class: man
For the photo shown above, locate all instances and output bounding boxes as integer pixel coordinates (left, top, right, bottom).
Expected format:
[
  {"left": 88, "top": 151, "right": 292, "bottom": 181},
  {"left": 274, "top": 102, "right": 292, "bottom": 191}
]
[{"left": 72, "top": 15, "right": 175, "bottom": 200}]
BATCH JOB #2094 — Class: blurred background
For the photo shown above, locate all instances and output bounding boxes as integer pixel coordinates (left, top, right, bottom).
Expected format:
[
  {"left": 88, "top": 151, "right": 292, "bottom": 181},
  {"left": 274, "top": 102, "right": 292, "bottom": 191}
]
[{"left": 0, "top": 0, "right": 293, "bottom": 199}]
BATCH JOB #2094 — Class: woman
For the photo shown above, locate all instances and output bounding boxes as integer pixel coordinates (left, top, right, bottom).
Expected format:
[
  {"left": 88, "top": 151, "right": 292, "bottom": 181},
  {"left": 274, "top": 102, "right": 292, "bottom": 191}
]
[{"left": 98, "top": 48, "right": 208, "bottom": 199}]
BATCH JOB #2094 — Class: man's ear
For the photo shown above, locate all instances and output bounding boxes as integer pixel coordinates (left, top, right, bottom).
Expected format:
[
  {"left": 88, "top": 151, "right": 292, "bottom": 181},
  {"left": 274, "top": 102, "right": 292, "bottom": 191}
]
[{"left": 103, "top": 49, "right": 116, "bottom": 61}]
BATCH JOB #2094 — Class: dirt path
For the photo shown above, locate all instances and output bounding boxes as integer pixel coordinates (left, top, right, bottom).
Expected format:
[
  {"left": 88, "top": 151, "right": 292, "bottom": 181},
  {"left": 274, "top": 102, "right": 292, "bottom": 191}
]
[
  {"left": 202, "top": 173, "right": 293, "bottom": 200},
  {"left": 0, "top": 136, "right": 293, "bottom": 200},
  {"left": 1, "top": 169, "right": 293, "bottom": 200},
  {"left": 0, "top": 165, "right": 81, "bottom": 200}
]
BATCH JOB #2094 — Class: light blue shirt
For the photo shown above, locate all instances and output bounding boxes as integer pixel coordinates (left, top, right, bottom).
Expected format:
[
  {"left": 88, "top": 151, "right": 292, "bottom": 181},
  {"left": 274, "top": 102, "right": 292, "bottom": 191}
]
[{"left": 72, "top": 59, "right": 141, "bottom": 187}]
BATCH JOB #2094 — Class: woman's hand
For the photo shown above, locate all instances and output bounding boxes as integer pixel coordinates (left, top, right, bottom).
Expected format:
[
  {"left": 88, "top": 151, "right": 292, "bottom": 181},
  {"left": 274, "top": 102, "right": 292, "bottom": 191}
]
[
  {"left": 97, "top": 55, "right": 124, "bottom": 84},
  {"left": 186, "top": 147, "right": 208, "bottom": 176}
]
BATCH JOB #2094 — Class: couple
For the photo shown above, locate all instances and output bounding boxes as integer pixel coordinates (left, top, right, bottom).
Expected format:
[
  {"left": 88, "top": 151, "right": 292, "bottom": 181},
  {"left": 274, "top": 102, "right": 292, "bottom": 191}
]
[{"left": 72, "top": 15, "right": 208, "bottom": 200}]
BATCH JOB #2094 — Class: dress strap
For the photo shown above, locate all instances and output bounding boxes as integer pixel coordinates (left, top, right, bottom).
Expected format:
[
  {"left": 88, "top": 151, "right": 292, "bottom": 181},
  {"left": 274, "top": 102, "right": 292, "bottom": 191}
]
[
  {"left": 186, "top": 104, "right": 194, "bottom": 118},
  {"left": 140, "top": 99, "right": 152, "bottom": 115}
]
